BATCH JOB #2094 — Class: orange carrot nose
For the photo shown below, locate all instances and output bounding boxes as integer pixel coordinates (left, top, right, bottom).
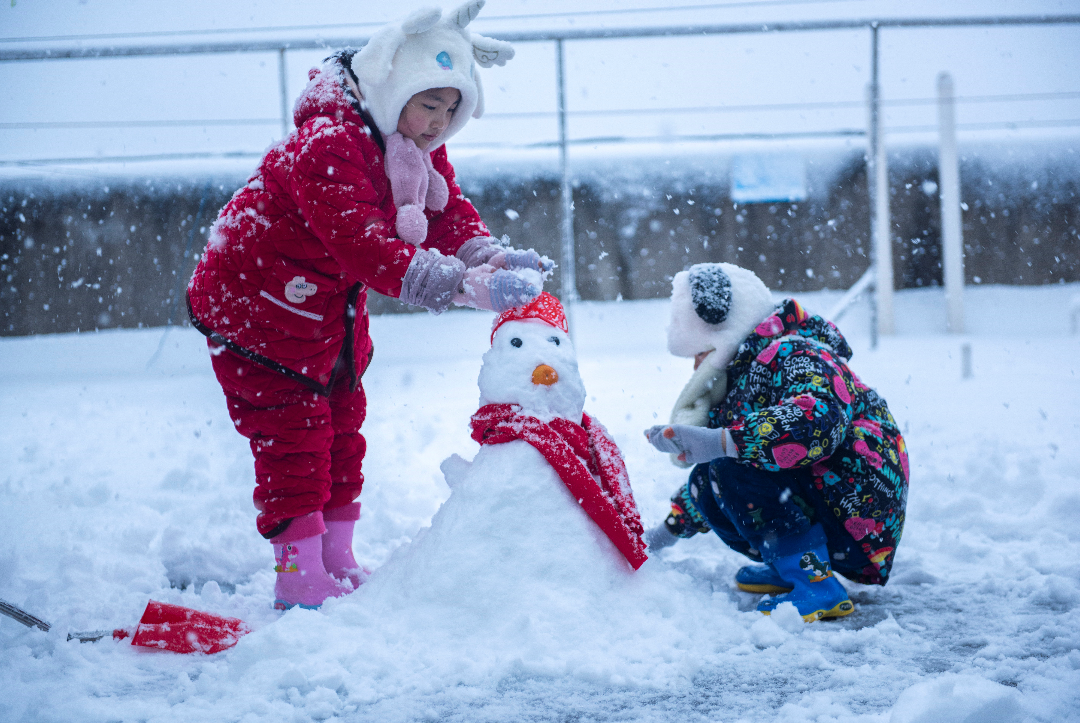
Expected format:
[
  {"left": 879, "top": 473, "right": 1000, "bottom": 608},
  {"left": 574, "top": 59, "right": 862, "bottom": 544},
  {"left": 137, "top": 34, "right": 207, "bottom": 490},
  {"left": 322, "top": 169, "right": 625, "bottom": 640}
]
[{"left": 532, "top": 364, "right": 559, "bottom": 386}]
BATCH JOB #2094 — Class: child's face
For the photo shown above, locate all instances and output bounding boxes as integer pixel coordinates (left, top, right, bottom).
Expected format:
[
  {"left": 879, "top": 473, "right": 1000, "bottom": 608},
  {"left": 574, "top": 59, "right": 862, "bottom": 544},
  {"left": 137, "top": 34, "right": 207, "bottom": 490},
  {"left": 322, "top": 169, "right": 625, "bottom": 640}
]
[{"left": 397, "top": 87, "right": 461, "bottom": 150}]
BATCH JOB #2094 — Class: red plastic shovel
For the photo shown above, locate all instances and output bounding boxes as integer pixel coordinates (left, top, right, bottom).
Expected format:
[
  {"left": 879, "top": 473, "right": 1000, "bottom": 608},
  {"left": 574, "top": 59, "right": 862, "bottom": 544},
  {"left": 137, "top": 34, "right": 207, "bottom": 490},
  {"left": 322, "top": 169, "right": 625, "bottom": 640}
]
[{"left": 1, "top": 597, "right": 250, "bottom": 654}]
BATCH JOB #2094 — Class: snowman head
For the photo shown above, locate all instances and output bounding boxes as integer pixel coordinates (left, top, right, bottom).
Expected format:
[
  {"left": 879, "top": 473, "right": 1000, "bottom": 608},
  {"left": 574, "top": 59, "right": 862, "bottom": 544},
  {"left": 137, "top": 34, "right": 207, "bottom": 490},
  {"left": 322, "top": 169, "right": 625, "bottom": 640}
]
[{"left": 478, "top": 293, "right": 585, "bottom": 422}]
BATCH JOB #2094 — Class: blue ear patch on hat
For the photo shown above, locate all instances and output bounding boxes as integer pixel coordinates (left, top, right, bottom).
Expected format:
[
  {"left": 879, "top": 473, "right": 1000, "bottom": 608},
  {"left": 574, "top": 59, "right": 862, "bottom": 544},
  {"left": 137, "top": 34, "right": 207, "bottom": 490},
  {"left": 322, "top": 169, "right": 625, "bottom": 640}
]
[{"left": 436, "top": 51, "right": 453, "bottom": 70}]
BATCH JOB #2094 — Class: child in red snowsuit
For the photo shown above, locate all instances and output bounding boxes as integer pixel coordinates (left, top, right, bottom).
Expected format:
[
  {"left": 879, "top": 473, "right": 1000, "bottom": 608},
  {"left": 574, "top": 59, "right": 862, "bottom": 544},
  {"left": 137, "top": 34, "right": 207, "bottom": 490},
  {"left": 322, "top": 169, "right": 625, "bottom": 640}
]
[{"left": 187, "top": 3, "right": 545, "bottom": 609}]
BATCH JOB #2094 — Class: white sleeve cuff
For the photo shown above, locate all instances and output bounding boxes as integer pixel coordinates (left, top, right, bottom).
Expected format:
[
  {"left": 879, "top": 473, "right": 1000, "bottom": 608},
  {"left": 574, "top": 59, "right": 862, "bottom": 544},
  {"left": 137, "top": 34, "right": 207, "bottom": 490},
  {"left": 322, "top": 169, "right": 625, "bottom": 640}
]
[{"left": 720, "top": 429, "right": 738, "bottom": 457}]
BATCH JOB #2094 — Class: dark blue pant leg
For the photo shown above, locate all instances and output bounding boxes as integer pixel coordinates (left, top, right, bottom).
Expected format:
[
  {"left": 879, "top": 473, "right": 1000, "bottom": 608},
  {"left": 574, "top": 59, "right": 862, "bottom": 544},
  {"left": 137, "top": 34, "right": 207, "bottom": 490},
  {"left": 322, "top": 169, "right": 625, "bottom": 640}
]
[
  {"left": 694, "top": 458, "right": 816, "bottom": 558},
  {"left": 797, "top": 483, "right": 875, "bottom": 581},
  {"left": 685, "top": 464, "right": 761, "bottom": 561}
]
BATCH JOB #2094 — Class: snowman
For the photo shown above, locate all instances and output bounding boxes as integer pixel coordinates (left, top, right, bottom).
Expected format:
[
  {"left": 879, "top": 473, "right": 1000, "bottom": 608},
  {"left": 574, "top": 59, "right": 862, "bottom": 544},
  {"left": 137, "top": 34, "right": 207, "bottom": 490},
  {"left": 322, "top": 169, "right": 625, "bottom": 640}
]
[
  {"left": 359, "top": 293, "right": 646, "bottom": 631},
  {"left": 461, "top": 291, "right": 648, "bottom": 572}
]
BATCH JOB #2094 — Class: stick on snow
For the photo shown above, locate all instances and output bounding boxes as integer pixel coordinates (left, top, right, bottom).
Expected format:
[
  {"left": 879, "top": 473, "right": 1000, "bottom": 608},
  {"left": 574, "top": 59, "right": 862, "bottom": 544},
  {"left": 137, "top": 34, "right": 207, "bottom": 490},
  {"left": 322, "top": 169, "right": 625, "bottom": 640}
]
[{"left": 0, "top": 598, "right": 51, "bottom": 632}]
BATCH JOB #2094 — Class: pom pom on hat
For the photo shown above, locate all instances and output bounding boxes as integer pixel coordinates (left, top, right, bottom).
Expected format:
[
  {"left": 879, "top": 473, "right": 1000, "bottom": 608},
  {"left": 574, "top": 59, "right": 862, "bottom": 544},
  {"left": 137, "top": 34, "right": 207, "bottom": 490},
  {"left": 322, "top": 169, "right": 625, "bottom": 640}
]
[
  {"left": 689, "top": 264, "right": 733, "bottom": 324},
  {"left": 491, "top": 292, "right": 568, "bottom": 344},
  {"left": 352, "top": 1, "right": 515, "bottom": 150},
  {"left": 667, "top": 263, "right": 776, "bottom": 366}
]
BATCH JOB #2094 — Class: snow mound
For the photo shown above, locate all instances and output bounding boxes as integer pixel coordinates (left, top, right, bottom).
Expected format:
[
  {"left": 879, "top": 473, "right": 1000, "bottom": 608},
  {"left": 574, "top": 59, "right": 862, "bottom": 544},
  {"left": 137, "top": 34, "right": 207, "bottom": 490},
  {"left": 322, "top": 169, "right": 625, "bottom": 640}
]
[
  {"left": 211, "top": 309, "right": 746, "bottom": 711},
  {"left": 889, "top": 674, "right": 1025, "bottom": 723}
]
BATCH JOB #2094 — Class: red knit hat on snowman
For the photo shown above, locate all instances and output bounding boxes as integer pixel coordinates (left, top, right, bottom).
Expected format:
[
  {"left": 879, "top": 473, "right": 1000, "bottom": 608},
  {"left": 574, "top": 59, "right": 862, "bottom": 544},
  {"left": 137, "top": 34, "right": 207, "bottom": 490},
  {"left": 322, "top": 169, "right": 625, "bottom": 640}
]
[{"left": 490, "top": 292, "right": 568, "bottom": 343}]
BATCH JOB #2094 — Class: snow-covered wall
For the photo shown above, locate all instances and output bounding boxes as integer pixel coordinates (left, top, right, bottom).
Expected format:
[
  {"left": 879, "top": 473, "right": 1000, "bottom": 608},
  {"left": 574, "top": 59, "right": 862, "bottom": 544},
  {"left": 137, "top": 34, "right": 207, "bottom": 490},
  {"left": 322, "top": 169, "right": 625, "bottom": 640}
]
[{"left": 2, "top": 143, "right": 1079, "bottom": 336}]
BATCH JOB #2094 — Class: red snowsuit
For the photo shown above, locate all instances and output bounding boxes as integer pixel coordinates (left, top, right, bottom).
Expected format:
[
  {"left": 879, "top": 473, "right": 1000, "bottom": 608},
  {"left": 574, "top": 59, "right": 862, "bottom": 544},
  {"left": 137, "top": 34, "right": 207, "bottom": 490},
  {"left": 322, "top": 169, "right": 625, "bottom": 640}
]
[{"left": 188, "top": 56, "right": 488, "bottom": 537}]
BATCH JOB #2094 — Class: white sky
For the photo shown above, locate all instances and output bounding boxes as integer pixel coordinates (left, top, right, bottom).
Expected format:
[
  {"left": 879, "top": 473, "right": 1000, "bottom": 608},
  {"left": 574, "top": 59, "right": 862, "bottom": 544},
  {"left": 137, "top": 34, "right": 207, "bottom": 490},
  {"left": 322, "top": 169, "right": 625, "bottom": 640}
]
[{"left": 2, "top": 0, "right": 1079, "bottom": 166}]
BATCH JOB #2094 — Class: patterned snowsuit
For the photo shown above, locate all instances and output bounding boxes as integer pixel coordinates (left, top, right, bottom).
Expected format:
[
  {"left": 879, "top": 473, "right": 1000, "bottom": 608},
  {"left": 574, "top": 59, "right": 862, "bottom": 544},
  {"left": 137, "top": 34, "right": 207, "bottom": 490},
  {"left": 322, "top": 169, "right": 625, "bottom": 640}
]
[
  {"left": 695, "top": 299, "right": 908, "bottom": 585},
  {"left": 187, "top": 55, "right": 489, "bottom": 537}
]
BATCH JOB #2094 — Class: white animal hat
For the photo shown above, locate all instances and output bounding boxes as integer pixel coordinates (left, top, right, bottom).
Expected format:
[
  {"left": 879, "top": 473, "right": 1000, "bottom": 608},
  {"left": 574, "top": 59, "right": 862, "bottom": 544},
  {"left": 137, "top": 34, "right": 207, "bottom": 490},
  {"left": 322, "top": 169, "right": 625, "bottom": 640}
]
[
  {"left": 666, "top": 263, "right": 777, "bottom": 368},
  {"left": 352, "top": 1, "right": 515, "bottom": 149}
]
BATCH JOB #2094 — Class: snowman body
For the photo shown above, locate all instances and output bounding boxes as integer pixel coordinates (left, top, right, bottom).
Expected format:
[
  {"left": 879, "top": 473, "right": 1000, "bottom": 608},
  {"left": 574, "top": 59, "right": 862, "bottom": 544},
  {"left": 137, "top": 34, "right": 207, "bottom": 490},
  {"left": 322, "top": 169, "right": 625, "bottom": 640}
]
[{"left": 362, "top": 319, "right": 635, "bottom": 628}]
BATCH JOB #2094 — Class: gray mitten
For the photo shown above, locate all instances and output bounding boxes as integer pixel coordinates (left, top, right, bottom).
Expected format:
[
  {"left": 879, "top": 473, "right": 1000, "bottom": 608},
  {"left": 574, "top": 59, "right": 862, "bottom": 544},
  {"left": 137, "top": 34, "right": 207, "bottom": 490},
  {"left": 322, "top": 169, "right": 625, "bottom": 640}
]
[
  {"left": 644, "top": 424, "right": 735, "bottom": 465},
  {"left": 502, "top": 248, "right": 554, "bottom": 274},
  {"left": 453, "top": 266, "right": 540, "bottom": 312},
  {"left": 399, "top": 248, "right": 466, "bottom": 315},
  {"left": 488, "top": 269, "right": 540, "bottom": 312},
  {"left": 644, "top": 524, "right": 679, "bottom": 551},
  {"left": 455, "top": 236, "right": 503, "bottom": 268}
]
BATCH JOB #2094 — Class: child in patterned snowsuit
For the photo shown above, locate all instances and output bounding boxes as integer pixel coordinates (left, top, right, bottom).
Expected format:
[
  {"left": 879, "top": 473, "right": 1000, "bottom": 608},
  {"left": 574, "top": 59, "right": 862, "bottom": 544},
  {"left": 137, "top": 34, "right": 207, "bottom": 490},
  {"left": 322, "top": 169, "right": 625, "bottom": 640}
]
[
  {"left": 645, "top": 263, "right": 908, "bottom": 622},
  {"left": 187, "top": 3, "right": 547, "bottom": 610}
]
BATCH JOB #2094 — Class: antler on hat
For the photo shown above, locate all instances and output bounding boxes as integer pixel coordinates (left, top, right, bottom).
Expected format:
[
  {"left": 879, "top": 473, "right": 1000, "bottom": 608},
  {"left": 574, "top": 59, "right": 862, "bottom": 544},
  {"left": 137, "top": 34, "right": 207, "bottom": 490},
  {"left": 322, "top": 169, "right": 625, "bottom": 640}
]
[{"left": 353, "top": 1, "right": 515, "bottom": 150}]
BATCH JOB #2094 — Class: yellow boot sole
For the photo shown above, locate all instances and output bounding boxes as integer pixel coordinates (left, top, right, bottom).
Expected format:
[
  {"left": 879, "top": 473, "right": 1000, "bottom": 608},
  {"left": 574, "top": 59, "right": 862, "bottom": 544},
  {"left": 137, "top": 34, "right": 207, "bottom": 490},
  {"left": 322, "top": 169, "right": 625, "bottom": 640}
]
[
  {"left": 737, "top": 582, "right": 794, "bottom": 595},
  {"left": 762, "top": 599, "right": 854, "bottom": 622}
]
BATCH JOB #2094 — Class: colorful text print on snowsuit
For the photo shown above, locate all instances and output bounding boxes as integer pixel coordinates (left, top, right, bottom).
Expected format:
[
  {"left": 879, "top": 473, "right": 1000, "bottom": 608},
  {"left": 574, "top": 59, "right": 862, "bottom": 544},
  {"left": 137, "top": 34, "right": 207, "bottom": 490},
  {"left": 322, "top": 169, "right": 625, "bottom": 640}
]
[{"left": 709, "top": 298, "right": 909, "bottom": 586}]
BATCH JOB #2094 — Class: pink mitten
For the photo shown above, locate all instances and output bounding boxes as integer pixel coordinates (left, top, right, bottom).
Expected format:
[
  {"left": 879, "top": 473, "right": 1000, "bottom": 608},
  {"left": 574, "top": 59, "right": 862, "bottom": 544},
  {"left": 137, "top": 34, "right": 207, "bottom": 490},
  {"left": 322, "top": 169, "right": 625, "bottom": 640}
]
[{"left": 454, "top": 265, "right": 497, "bottom": 311}]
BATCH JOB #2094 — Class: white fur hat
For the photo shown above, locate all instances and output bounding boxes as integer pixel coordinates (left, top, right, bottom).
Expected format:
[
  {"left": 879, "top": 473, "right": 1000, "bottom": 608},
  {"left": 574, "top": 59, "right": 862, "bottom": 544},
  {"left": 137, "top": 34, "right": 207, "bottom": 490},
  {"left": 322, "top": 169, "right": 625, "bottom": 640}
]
[
  {"left": 352, "top": 1, "right": 514, "bottom": 149},
  {"left": 667, "top": 263, "right": 777, "bottom": 369}
]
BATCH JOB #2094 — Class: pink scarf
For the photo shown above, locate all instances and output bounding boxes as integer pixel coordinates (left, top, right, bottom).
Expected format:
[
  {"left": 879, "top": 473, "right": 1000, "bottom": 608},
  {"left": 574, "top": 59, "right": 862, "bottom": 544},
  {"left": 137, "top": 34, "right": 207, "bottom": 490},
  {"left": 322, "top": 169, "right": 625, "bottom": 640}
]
[{"left": 384, "top": 132, "right": 449, "bottom": 246}]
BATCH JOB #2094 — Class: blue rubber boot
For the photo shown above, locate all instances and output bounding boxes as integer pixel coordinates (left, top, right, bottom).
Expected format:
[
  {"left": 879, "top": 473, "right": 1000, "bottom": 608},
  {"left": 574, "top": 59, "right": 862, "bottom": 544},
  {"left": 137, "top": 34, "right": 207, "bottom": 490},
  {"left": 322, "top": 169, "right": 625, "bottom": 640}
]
[
  {"left": 735, "top": 564, "right": 793, "bottom": 594},
  {"left": 757, "top": 525, "right": 853, "bottom": 622}
]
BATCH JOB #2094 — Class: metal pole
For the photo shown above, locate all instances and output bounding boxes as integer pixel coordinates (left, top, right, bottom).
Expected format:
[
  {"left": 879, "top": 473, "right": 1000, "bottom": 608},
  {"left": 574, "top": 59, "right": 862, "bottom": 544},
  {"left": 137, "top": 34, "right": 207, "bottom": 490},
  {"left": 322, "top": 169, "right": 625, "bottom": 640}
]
[
  {"left": 556, "top": 39, "right": 578, "bottom": 335},
  {"left": 938, "top": 72, "right": 965, "bottom": 333},
  {"left": 867, "top": 23, "right": 893, "bottom": 345},
  {"left": 278, "top": 48, "right": 290, "bottom": 139}
]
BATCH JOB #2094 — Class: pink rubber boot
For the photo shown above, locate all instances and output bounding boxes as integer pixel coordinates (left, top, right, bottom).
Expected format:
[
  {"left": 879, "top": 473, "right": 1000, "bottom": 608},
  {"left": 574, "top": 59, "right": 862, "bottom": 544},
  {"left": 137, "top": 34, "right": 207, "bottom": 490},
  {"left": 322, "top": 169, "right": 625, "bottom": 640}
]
[
  {"left": 271, "top": 512, "right": 350, "bottom": 611},
  {"left": 322, "top": 502, "right": 368, "bottom": 589}
]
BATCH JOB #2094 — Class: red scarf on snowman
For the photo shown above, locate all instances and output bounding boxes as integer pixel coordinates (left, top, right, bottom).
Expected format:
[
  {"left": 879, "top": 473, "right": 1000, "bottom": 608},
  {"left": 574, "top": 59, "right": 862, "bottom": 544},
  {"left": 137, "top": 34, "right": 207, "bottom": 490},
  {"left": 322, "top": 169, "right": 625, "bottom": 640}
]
[
  {"left": 470, "top": 405, "right": 648, "bottom": 570},
  {"left": 470, "top": 293, "right": 648, "bottom": 570}
]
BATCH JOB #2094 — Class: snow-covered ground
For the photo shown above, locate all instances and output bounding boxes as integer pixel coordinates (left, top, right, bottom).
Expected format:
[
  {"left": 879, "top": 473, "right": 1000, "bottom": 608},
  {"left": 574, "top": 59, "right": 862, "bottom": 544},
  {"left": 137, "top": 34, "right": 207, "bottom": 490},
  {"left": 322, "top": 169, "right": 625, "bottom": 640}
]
[{"left": 2, "top": 283, "right": 1079, "bottom": 723}]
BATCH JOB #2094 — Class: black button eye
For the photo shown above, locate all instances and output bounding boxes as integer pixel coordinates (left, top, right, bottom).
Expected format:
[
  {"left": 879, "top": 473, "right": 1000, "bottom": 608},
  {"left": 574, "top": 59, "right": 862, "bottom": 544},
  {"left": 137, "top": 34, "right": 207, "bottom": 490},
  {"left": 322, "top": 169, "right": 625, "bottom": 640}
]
[
  {"left": 510, "top": 337, "right": 522, "bottom": 348},
  {"left": 548, "top": 336, "right": 560, "bottom": 346}
]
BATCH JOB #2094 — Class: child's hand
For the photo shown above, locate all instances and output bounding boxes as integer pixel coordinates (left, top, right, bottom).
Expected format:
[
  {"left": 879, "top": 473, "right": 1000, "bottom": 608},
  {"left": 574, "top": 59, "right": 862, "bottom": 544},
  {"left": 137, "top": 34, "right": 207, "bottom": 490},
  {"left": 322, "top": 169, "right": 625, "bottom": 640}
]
[
  {"left": 454, "top": 266, "right": 540, "bottom": 312},
  {"left": 491, "top": 248, "right": 555, "bottom": 275},
  {"left": 488, "top": 269, "right": 541, "bottom": 311},
  {"left": 454, "top": 264, "right": 496, "bottom": 310},
  {"left": 644, "top": 424, "right": 735, "bottom": 465}
]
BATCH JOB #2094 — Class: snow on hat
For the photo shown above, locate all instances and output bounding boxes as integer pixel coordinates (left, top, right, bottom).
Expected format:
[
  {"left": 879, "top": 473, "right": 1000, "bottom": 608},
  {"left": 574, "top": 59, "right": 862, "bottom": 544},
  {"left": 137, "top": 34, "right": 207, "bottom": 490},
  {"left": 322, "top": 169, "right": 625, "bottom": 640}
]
[
  {"left": 352, "top": 1, "right": 514, "bottom": 150},
  {"left": 491, "top": 292, "right": 568, "bottom": 344},
  {"left": 667, "top": 263, "right": 776, "bottom": 367}
]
